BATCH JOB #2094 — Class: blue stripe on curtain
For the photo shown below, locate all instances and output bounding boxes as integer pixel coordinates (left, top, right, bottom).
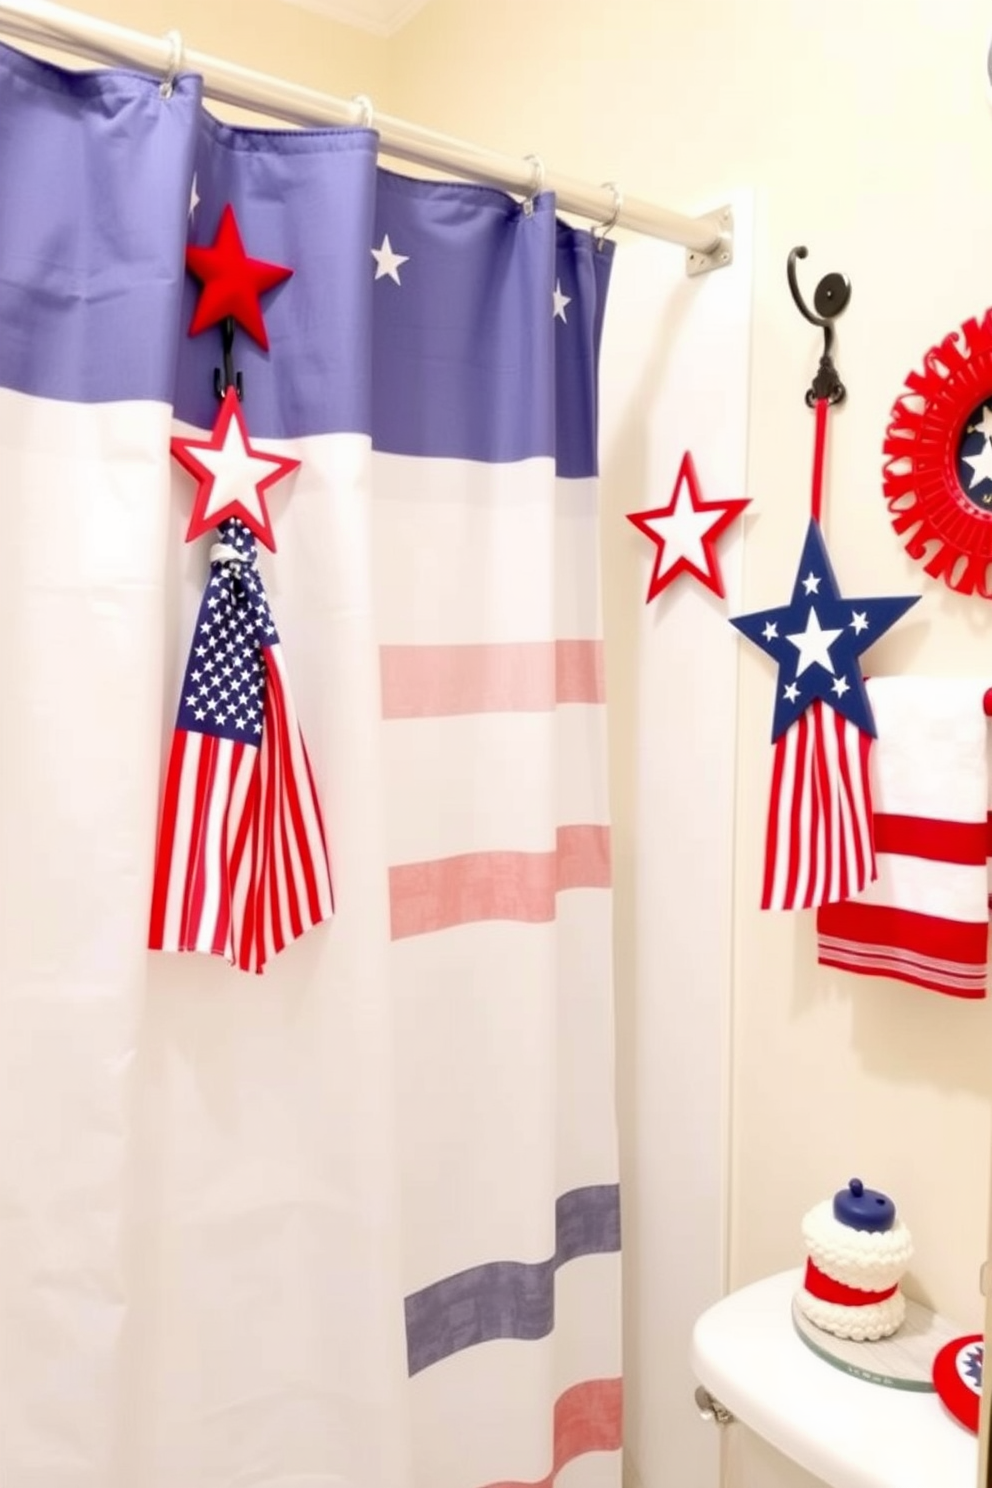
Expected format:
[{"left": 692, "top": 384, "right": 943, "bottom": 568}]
[{"left": 403, "top": 1183, "right": 621, "bottom": 1375}]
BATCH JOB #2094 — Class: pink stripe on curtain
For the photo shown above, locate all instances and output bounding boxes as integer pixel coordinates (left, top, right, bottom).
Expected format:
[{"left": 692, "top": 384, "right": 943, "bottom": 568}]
[
  {"left": 379, "top": 639, "right": 605, "bottom": 717},
  {"left": 478, "top": 1377, "right": 623, "bottom": 1488},
  {"left": 389, "top": 825, "right": 612, "bottom": 938}
]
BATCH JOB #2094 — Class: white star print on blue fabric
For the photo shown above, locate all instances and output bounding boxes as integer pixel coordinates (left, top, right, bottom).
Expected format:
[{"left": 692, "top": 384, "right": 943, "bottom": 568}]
[{"left": 730, "top": 519, "right": 919, "bottom": 741}]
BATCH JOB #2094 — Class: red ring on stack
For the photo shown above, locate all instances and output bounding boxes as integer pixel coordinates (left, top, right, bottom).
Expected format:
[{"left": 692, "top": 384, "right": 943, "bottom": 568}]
[{"left": 803, "top": 1259, "right": 897, "bottom": 1308}]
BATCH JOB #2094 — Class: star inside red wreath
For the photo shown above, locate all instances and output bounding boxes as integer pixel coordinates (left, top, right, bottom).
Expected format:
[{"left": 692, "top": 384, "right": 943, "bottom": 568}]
[
  {"left": 171, "top": 388, "right": 300, "bottom": 552},
  {"left": 627, "top": 451, "right": 750, "bottom": 602},
  {"left": 185, "top": 204, "right": 293, "bottom": 350}
]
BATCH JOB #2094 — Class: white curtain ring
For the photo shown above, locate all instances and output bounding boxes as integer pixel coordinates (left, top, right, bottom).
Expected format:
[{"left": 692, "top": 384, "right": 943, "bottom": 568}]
[
  {"left": 522, "top": 153, "right": 545, "bottom": 217},
  {"left": 352, "top": 94, "right": 375, "bottom": 129},
  {"left": 159, "top": 29, "right": 184, "bottom": 99},
  {"left": 592, "top": 181, "right": 623, "bottom": 248}
]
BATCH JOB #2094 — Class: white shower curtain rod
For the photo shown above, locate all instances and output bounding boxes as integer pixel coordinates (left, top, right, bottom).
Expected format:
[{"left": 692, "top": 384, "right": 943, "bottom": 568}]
[{"left": 0, "top": 0, "right": 729, "bottom": 259}]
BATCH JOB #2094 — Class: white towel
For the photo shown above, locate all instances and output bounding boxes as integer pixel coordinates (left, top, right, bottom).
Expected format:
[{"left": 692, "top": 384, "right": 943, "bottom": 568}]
[{"left": 816, "top": 677, "right": 990, "bottom": 999}]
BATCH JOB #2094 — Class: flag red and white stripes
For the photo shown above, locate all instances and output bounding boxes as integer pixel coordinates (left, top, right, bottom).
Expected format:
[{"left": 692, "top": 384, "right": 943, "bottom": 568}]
[
  {"left": 149, "top": 521, "right": 333, "bottom": 973},
  {"left": 149, "top": 648, "right": 332, "bottom": 972},
  {"left": 762, "top": 699, "right": 876, "bottom": 911}
]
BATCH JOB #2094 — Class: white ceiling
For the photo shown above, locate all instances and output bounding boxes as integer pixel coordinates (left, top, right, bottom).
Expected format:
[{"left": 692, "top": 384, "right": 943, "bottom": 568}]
[{"left": 279, "top": 0, "right": 432, "bottom": 37}]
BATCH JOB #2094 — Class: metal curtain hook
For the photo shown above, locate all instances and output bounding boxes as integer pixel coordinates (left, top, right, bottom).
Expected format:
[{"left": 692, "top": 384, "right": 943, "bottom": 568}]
[
  {"left": 593, "top": 181, "right": 623, "bottom": 248},
  {"left": 214, "top": 316, "right": 244, "bottom": 402},
  {"left": 159, "top": 29, "right": 184, "bottom": 98},
  {"left": 352, "top": 93, "right": 374, "bottom": 128},
  {"left": 522, "top": 153, "right": 545, "bottom": 216},
  {"left": 787, "top": 245, "right": 851, "bottom": 405}
]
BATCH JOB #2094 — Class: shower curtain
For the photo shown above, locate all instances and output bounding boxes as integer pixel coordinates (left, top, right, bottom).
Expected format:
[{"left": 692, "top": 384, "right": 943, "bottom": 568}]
[{"left": 0, "top": 40, "right": 620, "bottom": 1488}]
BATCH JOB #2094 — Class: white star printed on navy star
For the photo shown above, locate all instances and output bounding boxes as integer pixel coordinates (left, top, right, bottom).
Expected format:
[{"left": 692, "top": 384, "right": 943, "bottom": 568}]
[{"left": 730, "top": 518, "right": 919, "bottom": 740}]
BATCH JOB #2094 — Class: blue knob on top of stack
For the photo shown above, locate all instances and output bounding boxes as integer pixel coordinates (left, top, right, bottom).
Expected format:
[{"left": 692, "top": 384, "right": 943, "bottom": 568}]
[{"left": 832, "top": 1177, "right": 895, "bottom": 1233}]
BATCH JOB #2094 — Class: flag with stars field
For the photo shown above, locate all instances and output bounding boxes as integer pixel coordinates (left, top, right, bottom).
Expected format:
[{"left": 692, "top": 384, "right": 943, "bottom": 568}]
[
  {"left": 731, "top": 518, "right": 918, "bottom": 910},
  {"left": 148, "top": 518, "right": 333, "bottom": 973}
]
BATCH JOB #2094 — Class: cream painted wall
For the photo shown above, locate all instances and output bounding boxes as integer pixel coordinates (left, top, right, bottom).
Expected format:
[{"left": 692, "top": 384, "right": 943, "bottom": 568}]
[{"left": 390, "top": 0, "right": 992, "bottom": 1318}]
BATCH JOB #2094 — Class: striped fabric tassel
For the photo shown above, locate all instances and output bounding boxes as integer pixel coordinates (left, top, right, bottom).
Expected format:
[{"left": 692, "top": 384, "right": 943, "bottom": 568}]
[{"left": 763, "top": 700, "right": 876, "bottom": 911}]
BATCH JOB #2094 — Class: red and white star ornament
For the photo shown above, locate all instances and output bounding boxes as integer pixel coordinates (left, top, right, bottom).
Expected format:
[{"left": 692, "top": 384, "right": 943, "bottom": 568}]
[
  {"left": 171, "top": 387, "right": 299, "bottom": 552},
  {"left": 627, "top": 451, "right": 750, "bottom": 602},
  {"left": 185, "top": 203, "right": 293, "bottom": 350}
]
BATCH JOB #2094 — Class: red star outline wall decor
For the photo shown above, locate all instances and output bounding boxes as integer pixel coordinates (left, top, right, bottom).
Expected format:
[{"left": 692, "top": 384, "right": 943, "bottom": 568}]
[
  {"left": 185, "top": 203, "right": 293, "bottom": 350},
  {"left": 627, "top": 450, "right": 750, "bottom": 602},
  {"left": 171, "top": 387, "right": 300, "bottom": 552}
]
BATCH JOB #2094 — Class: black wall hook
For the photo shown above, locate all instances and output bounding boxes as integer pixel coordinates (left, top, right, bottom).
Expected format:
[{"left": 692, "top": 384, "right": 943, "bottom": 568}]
[
  {"left": 787, "top": 246, "right": 851, "bottom": 406},
  {"left": 213, "top": 316, "right": 244, "bottom": 401}
]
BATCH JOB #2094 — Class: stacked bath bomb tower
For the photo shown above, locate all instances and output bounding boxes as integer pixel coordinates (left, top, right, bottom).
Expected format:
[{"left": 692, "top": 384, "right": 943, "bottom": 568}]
[{"left": 795, "top": 1178, "right": 914, "bottom": 1341}]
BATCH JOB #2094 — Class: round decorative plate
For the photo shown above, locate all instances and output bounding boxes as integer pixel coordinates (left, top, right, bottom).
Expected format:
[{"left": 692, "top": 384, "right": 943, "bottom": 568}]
[
  {"left": 932, "top": 1333, "right": 983, "bottom": 1433},
  {"left": 883, "top": 313, "right": 992, "bottom": 597},
  {"left": 791, "top": 1292, "right": 959, "bottom": 1391}
]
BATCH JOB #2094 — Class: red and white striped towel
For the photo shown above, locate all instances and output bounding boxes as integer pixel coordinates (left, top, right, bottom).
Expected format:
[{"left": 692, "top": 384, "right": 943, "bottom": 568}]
[{"left": 816, "top": 678, "right": 991, "bottom": 1000}]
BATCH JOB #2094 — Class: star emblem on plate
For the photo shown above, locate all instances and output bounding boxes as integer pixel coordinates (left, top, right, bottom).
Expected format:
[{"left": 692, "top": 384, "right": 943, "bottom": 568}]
[
  {"left": 172, "top": 388, "right": 300, "bottom": 552},
  {"left": 730, "top": 519, "right": 919, "bottom": 740},
  {"left": 933, "top": 1333, "right": 984, "bottom": 1434},
  {"left": 960, "top": 1344, "right": 984, "bottom": 1392},
  {"left": 626, "top": 450, "right": 750, "bottom": 601},
  {"left": 185, "top": 203, "right": 293, "bottom": 349}
]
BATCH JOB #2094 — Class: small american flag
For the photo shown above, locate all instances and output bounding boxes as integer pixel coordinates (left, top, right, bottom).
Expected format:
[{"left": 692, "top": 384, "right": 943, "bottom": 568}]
[
  {"left": 149, "top": 518, "right": 333, "bottom": 972},
  {"left": 762, "top": 700, "right": 875, "bottom": 911}
]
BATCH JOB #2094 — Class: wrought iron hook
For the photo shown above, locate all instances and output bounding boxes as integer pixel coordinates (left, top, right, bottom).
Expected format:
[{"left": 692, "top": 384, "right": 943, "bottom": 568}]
[
  {"left": 213, "top": 316, "right": 244, "bottom": 401},
  {"left": 787, "top": 246, "right": 851, "bottom": 406}
]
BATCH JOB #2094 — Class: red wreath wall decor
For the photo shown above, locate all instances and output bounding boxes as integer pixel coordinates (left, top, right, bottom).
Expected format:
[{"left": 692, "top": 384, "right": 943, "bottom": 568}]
[{"left": 883, "top": 310, "right": 992, "bottom": 598}]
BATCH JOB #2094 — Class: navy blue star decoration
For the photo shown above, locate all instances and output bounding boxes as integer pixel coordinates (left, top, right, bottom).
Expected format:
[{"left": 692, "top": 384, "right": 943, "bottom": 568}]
[{"left": 730, "top": 519, "right": 920, "bottom": 741}]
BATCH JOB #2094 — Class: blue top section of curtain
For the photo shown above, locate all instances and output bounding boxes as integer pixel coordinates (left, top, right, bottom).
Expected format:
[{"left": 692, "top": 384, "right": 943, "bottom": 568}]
[
  {"left": 0, "top": 41, "right": 614, "bottom": 476},
  {"left": 0, "top": 44, "right": 202, "bottom": 413}
]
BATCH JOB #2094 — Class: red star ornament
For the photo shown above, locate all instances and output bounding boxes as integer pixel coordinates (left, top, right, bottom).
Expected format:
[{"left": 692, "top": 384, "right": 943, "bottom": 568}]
[
  {"left": 171, "top": 388, "right": 300, "bottom": 552},
  {"left": 185, "top": 204, "right": 292, "bottom": 350},
  {"left": 626, "top": 450, "right": 750, "bottom": 602}
]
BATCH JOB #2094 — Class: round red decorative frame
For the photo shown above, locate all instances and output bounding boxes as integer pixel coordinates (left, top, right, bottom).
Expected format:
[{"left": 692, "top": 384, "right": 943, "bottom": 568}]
[
  {"left": 932, "top": 1333, "right": 983, "bottom": 1434},
  {"left": 883, "top": 310, "right": 992, "bottom": 597}
]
